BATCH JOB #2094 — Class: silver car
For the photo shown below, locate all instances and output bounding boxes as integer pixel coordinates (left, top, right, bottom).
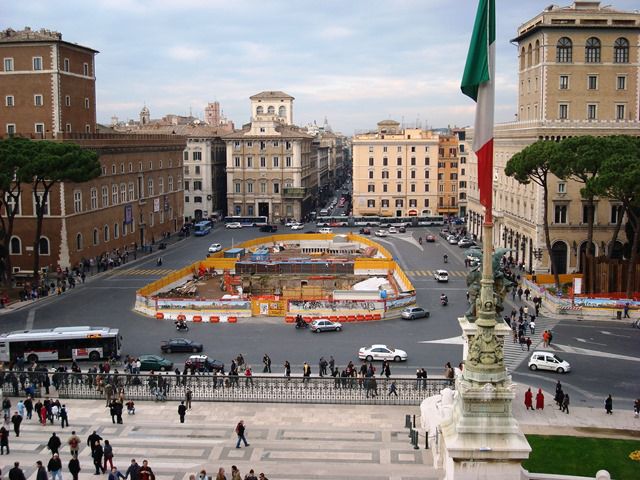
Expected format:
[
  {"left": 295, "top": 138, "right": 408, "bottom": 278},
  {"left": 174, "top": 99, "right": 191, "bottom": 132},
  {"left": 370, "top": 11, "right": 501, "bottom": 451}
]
[{"left": 401, "top": 306, "right": 430, "bottom": 320}]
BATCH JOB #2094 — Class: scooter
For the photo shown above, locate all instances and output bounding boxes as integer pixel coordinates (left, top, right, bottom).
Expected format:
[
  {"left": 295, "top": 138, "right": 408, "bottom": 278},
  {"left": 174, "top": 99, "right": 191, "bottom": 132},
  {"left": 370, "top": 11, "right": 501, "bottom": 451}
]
[
  {"left": 295, "top": 320, "right": 308, "bottom": 329},
  {"left": 443, "top": 255, "right": 448, "bottom": 264},
  {"left": 175, "top": 322, "right": 189, "bottom": 332},
  {"left": 440, "top": 296, "right": 448, "bottom": 306}
]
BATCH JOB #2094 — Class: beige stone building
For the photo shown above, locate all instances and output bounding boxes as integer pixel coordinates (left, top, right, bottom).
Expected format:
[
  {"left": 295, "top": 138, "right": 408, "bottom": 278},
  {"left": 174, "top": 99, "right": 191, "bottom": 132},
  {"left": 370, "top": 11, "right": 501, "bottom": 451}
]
[
  {"left": 466, "top": 1, "right": 640, "bottom": 274},
  {"left": 223, "top": 91, "right": 315, "bottom": 222}
]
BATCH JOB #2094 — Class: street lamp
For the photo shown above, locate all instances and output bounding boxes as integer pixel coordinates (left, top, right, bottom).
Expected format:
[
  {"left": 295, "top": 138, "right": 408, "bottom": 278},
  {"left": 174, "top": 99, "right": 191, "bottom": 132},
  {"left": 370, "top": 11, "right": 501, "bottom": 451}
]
[{"left": 532, "top": 248, "right": 544, "bottom": 260}]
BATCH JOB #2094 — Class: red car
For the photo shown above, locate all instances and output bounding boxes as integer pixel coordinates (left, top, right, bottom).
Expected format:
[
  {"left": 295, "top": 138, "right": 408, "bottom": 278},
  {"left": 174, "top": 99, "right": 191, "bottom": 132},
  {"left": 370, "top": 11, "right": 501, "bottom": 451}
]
[{"left": 426, "top": 235, "right": 436, "bottom": 242}]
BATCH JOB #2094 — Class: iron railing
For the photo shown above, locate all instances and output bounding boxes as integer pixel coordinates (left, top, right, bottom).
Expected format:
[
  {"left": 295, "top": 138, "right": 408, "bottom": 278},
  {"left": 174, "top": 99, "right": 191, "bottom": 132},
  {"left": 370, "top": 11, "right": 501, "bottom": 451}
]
[{"left": 1, "top": 371, "right": 451, "bottom": 405}]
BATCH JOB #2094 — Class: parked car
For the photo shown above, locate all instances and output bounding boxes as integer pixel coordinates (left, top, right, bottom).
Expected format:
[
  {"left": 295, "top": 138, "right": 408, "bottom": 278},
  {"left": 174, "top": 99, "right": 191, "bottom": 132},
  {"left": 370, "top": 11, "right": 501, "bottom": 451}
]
[
  {"left": 426, "top": 234, "right": 436, "bottom": 242},
  {"left": 528, "top": 352, "right": 571, "bottom": 373},
  {"left": 458, "top": 238, "right": 474, "bottom": 248},
  {"left": 401, "top": 306, "right": 430, "bottom": 320},
  {"left": 160, "top": 338, "right": 203, "bottom": 354},
  {"left": 225, "top": 222, "right": 242, "bottom": 229},
  {"left": 375, "top": 230, "right": 388, "bottom": 237},
  {"left": 208, "top": 243, "right": 222, "bottom": 253},
  {"left": 290, "top": 223, "right": 304, "bottom": 230},
  {"left": 184, "top": 354, "right": 225, "bottom": 373},
  {"left": 359, "top": 227, "right": 371, "bottom": 235},
  {"left": 434, "top": 269, "right": 449, "bottom": 282},
  {"left": 318, "top": 227, "right": 333, "bottom": 234},
  {"left": 398, "top": 226, "right": 406, "bottom": 233},
  {"left": 358, "top": 344, "right": 407, "bottom": 362},
  {"left": 285, "top": 219, "right": 298, "bottom": 227},
  {"left": 259, "top": 224, "right": 278, "bottom": 232},
  {"left": 388, "top": 226, "right": 398, "bottom": 234},
  {"left": 310, "top": 319, "right": 343, "bottom": 333},
  {"left": 447, "top": 235, "right": 459, "bottom": 245},
  {"left": 139, "top": 354, "right": 173, "bottom": 372}
]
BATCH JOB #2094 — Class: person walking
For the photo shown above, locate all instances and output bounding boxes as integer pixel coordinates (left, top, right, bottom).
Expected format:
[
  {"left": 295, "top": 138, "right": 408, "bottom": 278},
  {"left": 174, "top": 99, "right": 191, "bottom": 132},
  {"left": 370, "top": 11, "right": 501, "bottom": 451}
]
[
  {"left": 0, "top": 426, "right": 9, "bottom": 454},
  {"left": 561, "top": 393, "right": 570, "bottom": 414},
  {"left": 35, "top": 461, "right": 48, "bottom": 480},
  {"left": 48, "top": 432, "right": 62, "bottom": 455},
  {"left": 529, "top": 319, "right": 536, "bottom": 335},
  {"left": 9, "top": 462, "right": 26, "bottom": 480},
  {"left": 535, "top": 388, "right": 545, "bottom": 410},
  {"left": 524, "top": 388, "right": 533, "bottom": 410},
  {"left": 235, "top": 420, "right": 249, "bottom": 448},
  {"left": 68, "top": 431, "right": 81, "bottom": 457},
  {"left": 92, "top": 440, "right": 105, "bottom": 474},
  {"left": 283, "top": 360, "right": 291, "bottom": 379},
  {"left": 47, "top": 453, "right": 63, "bottom": 480},
  {"left": 60, "top": 404, "right": 69, "bottom": 428},
  {"left": 185, "top": 388, "right": 192, "bottom": 410},
  {"left": 125, "top": 459, "right": 141, "bottom": 480},
  {"left": 68, "top": 456, "right": 81, "bottom": 480},
  {"left": 139, "top": 460, "right": 155, "bottom": 480},
  {"left": 605, "top": 394, "right": 613, "bottom": 415},
  {"left": 87, "top": 430, "right": 102, "bottom": 455},
  {"left": 388, "top": 381, "right": 398, "bottom": 397},
  {"left": 11, "top": 411, "right": 22, "bottom": 437},
  {"left": 302, "top": 362, "right": 311, "bottom": 383},
  {"left": 178, "top": 401, "right": 187, "bottom": 423},
  {"left": 103, "top": 439, "right": 115, "bottom": 471},
  {"left": 526, "top": 337, "right": 532, "bottom": 351},
  {"left": 542, "top": 330, "right": 550, "bottom": 348},
  {"left": 262, "top": 354, "right": 271, "bottom": 373},
  {"left": 623, "top": 302, "right": 630, "bottom": 318},
  {"left": 108, "top": 466, "right": 125, "bottom": 480}
]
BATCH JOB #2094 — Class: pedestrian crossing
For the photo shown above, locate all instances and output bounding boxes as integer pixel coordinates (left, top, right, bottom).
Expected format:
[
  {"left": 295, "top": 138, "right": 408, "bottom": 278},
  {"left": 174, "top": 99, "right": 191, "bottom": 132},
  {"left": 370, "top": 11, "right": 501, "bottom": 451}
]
[
  {"left": 405, "top": 270, "right": 467, "bottom": 278},
  {"left": 109, "top": 268, "right": 177, "bottom": 277},
  {"left": 502, "top": 316, "right": 559, "bottom": 372}
]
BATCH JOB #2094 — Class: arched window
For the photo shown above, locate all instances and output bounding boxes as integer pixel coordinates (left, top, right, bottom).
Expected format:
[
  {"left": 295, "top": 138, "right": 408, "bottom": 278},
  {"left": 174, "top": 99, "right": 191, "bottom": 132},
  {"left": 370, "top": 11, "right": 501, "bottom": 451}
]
[
  {"left": 267, "top": 106, "right": 275, "bottom": 114},
  {"left": 9, "top": 236, "right": 21, "bottom": 255},
  {"left": 278, "top": 106, "right": 286, "bottom": 117},
  {"left": 256, "top": 106, "right": 264, "bottom": 115},
  {"left": 585, "top": 37, "right": 600, "bottom": 63},
  {"left": 527, "top": 43, "right": 532, "bottom": 67},
  {"left": 103, "top": 225, "right": 109, "bottom": 242},
  {"left": 76, "top": 233, "right": 83, "bottom": 251},
  {"left": 614, "top": 37, "right": 629, "bottom": 63},
  {"left": 556, "top": 37, "right": 572, "bottom": 63},
  {"left": 93, "top": 228, "right": 99, "bottom": 246},
  {"left": 520, "top": 47, "right": 525, "bottom": 70},
  {"left": 114, "top": 223, "right": 119, "bottom": 239},
  {"left": 534, "top": 39, "right": 540, "bottom": 64},
  {"left": 38, "top": 237, "right": 50, "bottom": 255}
]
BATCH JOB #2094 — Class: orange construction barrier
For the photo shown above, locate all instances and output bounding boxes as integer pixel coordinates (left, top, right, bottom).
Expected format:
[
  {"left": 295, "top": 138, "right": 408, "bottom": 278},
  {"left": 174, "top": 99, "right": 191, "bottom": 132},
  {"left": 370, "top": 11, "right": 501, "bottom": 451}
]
[
  {"left": 228, "top": 316, "right": 237, "bottom": 323},
  {"left": 285, "top": 316, "right": 295, "bottom": 323},
  {"left": 373, "top": 313, "right": 382, "bottom": 320},
  {"left": 356, "top": 314, "right": 365, "bottom": 322},
  {"left": 365, "top": 314, "right": 373, "bottom": 321},
  {"left": 155, "top": 312, "right": 164, "bottom": 320},
  {"left": 338, "top": 316, "right": 347, "bottom": 323},
  {"left": 193, "top": 315, "right": 202, "bottom": 322},
  {"left": 209, "top": 316, "right": 220, "bottom": 323},
  {"left": 177, "top": 314, "right": 186, "bottom": 321},
  {"left": 347, "top": 315, "right": 356, "bottom": 322}
]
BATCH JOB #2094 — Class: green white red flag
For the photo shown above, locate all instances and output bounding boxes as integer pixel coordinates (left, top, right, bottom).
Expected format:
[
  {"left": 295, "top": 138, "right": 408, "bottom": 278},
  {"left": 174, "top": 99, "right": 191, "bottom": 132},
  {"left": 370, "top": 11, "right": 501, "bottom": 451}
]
[{"left": 461, "top": 0, "right": 495, "bottom": 224}]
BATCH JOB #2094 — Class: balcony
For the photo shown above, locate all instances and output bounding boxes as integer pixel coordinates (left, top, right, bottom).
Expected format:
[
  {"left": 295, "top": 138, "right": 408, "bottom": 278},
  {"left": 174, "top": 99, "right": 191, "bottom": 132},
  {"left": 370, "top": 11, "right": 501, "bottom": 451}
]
[{"left": 282, "top": 187, "right": 306, "bottom": 198}]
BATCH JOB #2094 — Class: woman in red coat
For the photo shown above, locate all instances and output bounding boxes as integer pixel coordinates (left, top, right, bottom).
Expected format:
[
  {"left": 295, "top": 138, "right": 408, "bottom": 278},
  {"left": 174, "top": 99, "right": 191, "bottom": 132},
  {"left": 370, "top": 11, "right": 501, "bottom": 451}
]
[
  {"left": 536, "top": 388, "right": 545, "bottom": 410},
  {"left": 524, "top": 388, "right": 533, "bottom": 410}
]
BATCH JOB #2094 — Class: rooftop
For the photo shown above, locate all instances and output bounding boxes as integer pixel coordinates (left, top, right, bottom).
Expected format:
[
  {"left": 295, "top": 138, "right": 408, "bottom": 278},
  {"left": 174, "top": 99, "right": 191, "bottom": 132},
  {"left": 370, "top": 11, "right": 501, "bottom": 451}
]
[
  {"left": 0, "top": 27, "right": 99, "bottom": 53},
  {"left": 250, "top": 91, "right": 294, "bottom": 100}
]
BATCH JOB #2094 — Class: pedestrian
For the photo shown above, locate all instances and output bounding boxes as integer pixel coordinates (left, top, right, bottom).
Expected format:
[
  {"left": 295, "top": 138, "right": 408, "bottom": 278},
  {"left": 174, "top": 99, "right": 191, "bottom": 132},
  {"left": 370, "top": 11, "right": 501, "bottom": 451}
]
[
  {"left": 47, "top": 453, "right": 63, "bottom": 480},
  {"left": 215, "top": 468, "right": 226, "bottom": 480},
  {"left": 302, "top": 362, "right": 311, "bottom": 383},
  {"left": 329, "top": 356, "right": 335, "bottom": 375},
  {"left": 605, "top": 394, "right": 613, "bottom": 415},
  {"left": 9, "top": 462, "right": 26, "bottom": 480},
  {"left": 383, "top": 362, "right": 391, "bottom": 379},
  {"left": 523, "top": 305, "right": 529, "bottom": 317},
  {"left": 139, "top": 460, "right": 155, "bottom": 480},
  {"left": 235, "top": 420, "right": 249, "bottom": 448},
  {"left": 555, "top": 388, "right": 564, "bottom": 409},
  {"left": 529, "top": 319, "right": 536, "bottom": 335},
  {"left": 524, "top": 288, "right": 530, "bottom": 301},
  {"left": 634, "top": 398, "right": 640, "bottom": 418},
  {"left": 48, "top": 432, "right": 62, "bottom": 455},
  {"left": 244, "top": 470, "right": 258, "bottom": 480},
  {"left": 35, "top": 461, "right": 47, "bottom": 480},
  {"left": 258, "top": 473, "right": 268, "bottom": 480},
  {"left": 0, "top": 426, "right": 9, "bottom": 454},
  {"left": 623, "top": 302, "right": 630, "bottom": 318},
  {"left": 262, "top": 354, "right": 271, "bottom": 373},
  {"left": 526, "top": 337, "right": 532, "bottom": 351},
  {"left": 87, "top": 430, "right": 103, "bottom": 455},
  {"left": 230, "top": 466, "right": 241, "bottom": 480},
  {"left": 318, "top": 357, "right": 326, "bottom": 377},
  {"left": 125, "top": 459, "right": 141, "bottom": 480},
  {"left": 283, "top": 360, "right": 291, "bottom": 378},
  {"left": 103, "top": 439, "right": 114, "bottom": 471},
  {"left": 108, "top": 466, "right": 125, "bottom": 480},
  {"left": 535, "top": 388, "right": 544, "bottom": 410},
  {"left": 2, "top": 398, "right": 11, "bottom": 419},
  {"left": 517, "top": 287, "right": 523, "bottom": 301},
  {"left": 68, "top": 430, "right": 81, "bottom": 457},
  {"left": 524, "top": 388, "right": 533, "bottom": 410},
  {"left": 388, "top": 381, "right": 398, "bottom": 397},
  {"left": 60, "top": 404, "right": 69, "bottom": 428},
  {"left": 24, "top": 397, "right": 33, "bottom": 420},
  {"left": 68, "top": 456, "right": 81, "bottom": 480},
  {"left": 561, "top": 393, "right": 570, "bottom": 414},
  {"left": 10, "top": 411, "right": 22, "bottom": 437},
  {"left": 185, "top": 388, "right": 192, "bottom": 409},
  {"left": 542, "top": 330, "right": 550, "bottom": 348},
  {"left": 92, "top": 440, "right": 105, "bottom": 474},
  {"left": 548, "top": 330, "right": 553, "bottom": 346},
  {"left": 178, "top": 401, "right": 187, "bottom": 423}
]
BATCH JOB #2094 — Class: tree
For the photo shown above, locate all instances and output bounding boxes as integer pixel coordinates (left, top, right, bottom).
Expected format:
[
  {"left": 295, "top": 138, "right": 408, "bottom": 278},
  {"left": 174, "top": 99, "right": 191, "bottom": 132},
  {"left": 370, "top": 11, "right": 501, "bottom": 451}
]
[
  {"left": 505, "top": 140, "right": 562, "bottom": 292},
  {"left": 588, "top": 136, "right": 640, "bottom": 297},
  {"left": 0, "top": 138, "right": 37, "bottom": 287},
  {"left": 23, "top": 141, "right": 101, "bottom": 284}
]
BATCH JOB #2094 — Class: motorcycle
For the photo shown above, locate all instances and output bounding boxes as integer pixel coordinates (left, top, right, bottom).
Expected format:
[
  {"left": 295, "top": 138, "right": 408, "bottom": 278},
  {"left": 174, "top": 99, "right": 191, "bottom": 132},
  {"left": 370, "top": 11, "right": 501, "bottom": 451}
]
[
  {"left": 443, "top": 255, "right": 448, "bottom": 264},
  {"left": 440, "top": 296, "right": 448, "bottom": 306},
  {"left": 295, "top": 320, "right": 308, "bottom": 329},
  {"left": 175, "top": 322, "right": 189, "bottom": 332}
]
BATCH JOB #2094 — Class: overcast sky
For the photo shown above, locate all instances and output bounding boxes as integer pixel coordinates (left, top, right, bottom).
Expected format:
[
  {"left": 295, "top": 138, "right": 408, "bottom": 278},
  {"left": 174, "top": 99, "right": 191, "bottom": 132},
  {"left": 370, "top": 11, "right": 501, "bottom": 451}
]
[{"left": 4, "top": 0, "right": 638, "bottom": 134}]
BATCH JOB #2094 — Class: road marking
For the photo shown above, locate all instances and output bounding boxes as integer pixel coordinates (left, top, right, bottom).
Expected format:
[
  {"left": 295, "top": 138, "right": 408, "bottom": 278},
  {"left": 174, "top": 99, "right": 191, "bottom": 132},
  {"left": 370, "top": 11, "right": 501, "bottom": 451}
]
[
  {"left": 26, "top": 309, "right": 36, "bottom": 329},
  {"left": 418, "top": 336, "right": 464, "bottom": 345},
  {"left": 551, "top": 344, "right": 640, "bottom": 362},
  {"left": 575, "top": 337, "right": 606, "bottom": 346},
  {"left": 600, "top": 330, "right": 628, "bottom": 338}
]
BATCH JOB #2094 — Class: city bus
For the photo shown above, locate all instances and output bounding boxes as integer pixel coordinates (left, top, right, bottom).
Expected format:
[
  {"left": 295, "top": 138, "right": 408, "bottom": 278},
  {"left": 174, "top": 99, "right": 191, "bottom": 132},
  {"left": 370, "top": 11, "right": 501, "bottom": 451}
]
[
  {"left": 315, "top": 216, "right": 349, "bottom": 227},
  {"left": 0, "top": 326, "right": 122, "bottom": 363},
  {"left": 416, "top": 215, "right": 445, "bottom": 226},
  {"left": 351, "top": 216, "right": 381, "bottom": 227},
  {"left": 223, "top": 216, "right": 268, "bottom": 227},
  {"left": 193, "top": 220, "right": 213, "bottom": 236}
]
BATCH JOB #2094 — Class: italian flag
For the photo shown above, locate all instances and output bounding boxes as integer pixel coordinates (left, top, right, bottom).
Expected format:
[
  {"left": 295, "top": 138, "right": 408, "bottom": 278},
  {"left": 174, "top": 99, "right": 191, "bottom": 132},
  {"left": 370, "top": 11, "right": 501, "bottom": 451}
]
[{"left": 461, "top": 0, "right": 495, "bottom": 224}]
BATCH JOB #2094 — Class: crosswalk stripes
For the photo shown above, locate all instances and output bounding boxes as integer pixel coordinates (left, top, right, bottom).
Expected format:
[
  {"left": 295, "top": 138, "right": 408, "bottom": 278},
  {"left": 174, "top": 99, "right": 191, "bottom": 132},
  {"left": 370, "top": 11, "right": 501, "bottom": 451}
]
[
  {"left": 405, "top": 270, "right": 467, "bottom": 278},
  {"left": 109, "top": 268, "right": 177, "bottom": 277},
  {"left": 503, "top": 316, "right": 560, "bottom": 372}
]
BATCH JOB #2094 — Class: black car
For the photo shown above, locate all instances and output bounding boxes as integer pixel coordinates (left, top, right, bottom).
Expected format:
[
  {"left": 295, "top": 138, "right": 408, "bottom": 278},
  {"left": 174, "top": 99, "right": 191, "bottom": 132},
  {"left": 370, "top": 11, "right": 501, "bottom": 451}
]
[
  {"left": 160, "top": 338, "right": 203, "bottom": 354},
  {"left": 259, "top": 225, "right": 278, "bottom": 232},
  {"left": 184, "top": 354, "right": 225, "bottom": 373}
]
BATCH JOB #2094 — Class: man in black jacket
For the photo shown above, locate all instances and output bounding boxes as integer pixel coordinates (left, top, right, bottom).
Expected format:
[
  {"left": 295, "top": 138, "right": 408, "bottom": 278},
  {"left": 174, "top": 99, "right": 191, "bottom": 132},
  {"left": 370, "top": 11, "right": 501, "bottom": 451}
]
[
  {"left": 87, "top": 431, "right": 103, "bottom": 455},
  {"left": 35, "top": 461, "right": 47, "bottom": 480},
  {"left": 125, "top": 459, "right": 141, "bottom": 480},
  {"left": 9, "top": 462, "right": 26, "bottom": 480},
  {"left": 178, "top": 401, "right": 187, "bottom": 423}
]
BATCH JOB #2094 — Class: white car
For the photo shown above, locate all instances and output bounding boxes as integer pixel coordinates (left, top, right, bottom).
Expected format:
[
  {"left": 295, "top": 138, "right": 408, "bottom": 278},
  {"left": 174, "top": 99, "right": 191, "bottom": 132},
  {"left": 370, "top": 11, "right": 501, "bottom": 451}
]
[
  {"left": 318, "top": 227, "right": 333, "bottom": 234},
  {"left": 374, "top": 230, "right": 388, "bottom": 237},
  {"left": 225, "top": 222, "right": 242, "bottom": 229},
  {"left": 388, "top": 226, "right": 398, "bottom": 234},
  {"left": 208, "top": 243, "right": 222, "bottom": 253},
  {"left": 528, "top": 351, "right": 571, "bottom": 374},
  {"left": 434, "top": 269, "right": 449, "bottom": 282},
  {"left": 359, "top": 344, "right": 407, "bottom": 362},
  {"left": 285, "top": 220, "right": 298, "bottom": 227},
  {"left": 290, "top": 223, "right": 304, "bottom": 230}
]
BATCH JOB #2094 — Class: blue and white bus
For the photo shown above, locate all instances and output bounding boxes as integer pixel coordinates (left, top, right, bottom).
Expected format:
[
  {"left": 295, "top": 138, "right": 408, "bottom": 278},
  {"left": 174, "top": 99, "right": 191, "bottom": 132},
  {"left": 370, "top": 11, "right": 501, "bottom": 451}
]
[
  {"left": 223, "top": 216, "right": 268, "bottom": 227},
  {"left": 193, "top": 220, "right": 213, "bottom": 236}
]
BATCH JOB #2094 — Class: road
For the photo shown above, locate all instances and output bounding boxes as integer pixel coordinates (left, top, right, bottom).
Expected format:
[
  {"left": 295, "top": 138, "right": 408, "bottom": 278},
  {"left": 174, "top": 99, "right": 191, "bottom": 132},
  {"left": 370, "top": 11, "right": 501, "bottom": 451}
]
[{"left": 2, "top": 223, "right": 638, "bottom": 407}]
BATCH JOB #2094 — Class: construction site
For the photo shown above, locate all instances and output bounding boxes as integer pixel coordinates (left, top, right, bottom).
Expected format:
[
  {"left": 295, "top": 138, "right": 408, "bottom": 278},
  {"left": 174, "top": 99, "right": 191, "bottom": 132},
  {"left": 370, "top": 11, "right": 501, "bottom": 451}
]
[{"left": 135, "top": 233, "right": 416, "bottom": 322}]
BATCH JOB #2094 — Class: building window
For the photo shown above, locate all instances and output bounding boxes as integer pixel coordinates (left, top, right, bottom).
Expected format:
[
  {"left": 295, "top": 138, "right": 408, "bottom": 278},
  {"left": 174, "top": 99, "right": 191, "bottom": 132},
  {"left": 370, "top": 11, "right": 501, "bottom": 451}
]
[
  {"left": 559, "top": 104, "right": 568, "bottom": 120},
  {"left": 9, "top": 236, "right": 21, "bottom": 255},
  {"left": 8, "top": 124, "right": 18, "bottom": 134},
  {"left": 93, "top": 228, "right": 99, "bottom": 246},
  {"left": 409, "top": 199, "right": 417, "bottom": 208},
  {"left": 184, "top": 166, "right": 189, "bottom": 175},
  {"left": 582, "top": 205, "right": 595, "bottom": 224},
  {"left": 585, "top": 37, "right": 600, "bottom": 63},
  {"left": 411, "top": 170, "right": 416, "bottom": 179},
  {"left": 193, "top": 180, "right": 201, "bottom": 191},
  {"left": 35, "top": 123, "right": 44, "bottom": 135},
  {"left": 147, "top": 178, "right": 154, "bottom": 196},
  {"left": 194, "top": 196, "right": 202, "bottom": 203},
  {"left": 273, "top": 157, "right": 279, "bottom": 168},
  {"left": 381, "top": 171, "right": 389, "bottom": 179},
  {"left": 234, "top": 182, "right": 241, "bottom": 194},
  {"left": 38, "top": 237, "right": 49, "bottom": 255},
  {"left": 129, "top": 182, "right": 135, "bottom": 200},
  {"left": 397, "top": 171, "right": 402, "bottom": 179},
  {"left": 33, "top": 57, "right": 43, "bottom": 71},
  {"left": 90, "top": 188, "right": 97, "bottom": 209},
  {"left": 411, "top": 157, "right": 416, "bottom": 166},
  {"left": 554, "top": 205, "right": 567, "bottom": 224},
  {"left": 610, "top": 205, "right": 621, "bottom": 224},
  {"left": 34, "top": 94, "right": 43, "bottom": 106},
  {"left": 247, "top": 157, "right": 253, "bottom": 168},
  {"left": 194, "top": 166, "right": 200, "bottom": 175},
  {"left": 396, "top": 184, "right": 402, "bottom": 193},
  {"left": 65, "top": 123, "right": 71, "bottom": 132},
  {"left": 368, "top": 184, "right": 375, "bottom": 193},
  {"left": 558, "top": 182, "right": 566, "bottom": 194},
  {"left": 559, "top": 75, "right": 569, "bottom": 89},
  {"left": 76, "top": 233, "right": 83, "bottom": 251},
  {"left": 274, "top": 183, "right": 280, "bottom": 194},
  {"left": 185, "top": 196, "right": 190, "bottom": 203},
  {"left": 587, "top": 104, "right": 597, "bottom": 120},
  {"left": 367, "top": 200, "right": 375, "bottom": 208},
  {"left": 617, "top": 76, "right": 626, "bottom": 90},
  {"left": 260, "top": 157, "right": 266, "bottom": 168},
  {"left": 120, "top": 183, "right": 127, "bottom": 202},
  {"left": 85, "top": 124, "right": 91, "bottom": 133},
  {"left": 556, "top": 37, "right": 572, "bottom": 63},
  {"left": 587, "top": 75, "right": 597, "bottom": 90},
  {"left": 395, "top": 199, "right": 403, "bottom": 208},
  {"left": 613, "top": 37, "right": 629, "bottom": 63},
  {"left": 112, "top": 184, "right": 119, "bottom": 204},
  {"left": 83, "top": 62, "right": 89, "bottom": 76},
  {"left": 158, "top": 177, "right": 164, "bottom": 194},
  {"left": 101, "top": 186, "right": 108, "bottom": 207},
  {"left": 616, "top": 104, "right": 625, "bottom": 121},
  {"left": 5, "top": 95, "right": 14, "bottom": 107},
  {"left": 247, "top": 182, "right": 253, "bottom": 193},
  {"left": 381, "top": 199, "right": 389, "bottom": 208},
  {"left": 425, "top": 157, "right": 430, "bottom": 166},
  {"left": 424, "top": 199, "right": 430, "bottom": 208},
  {"left": 73, "top": 190, "right": 82, "bottom": 213},
  {"left": 259, "top": 182, "right": 266, "bottom": 193},
  {"left": 285, "top": 156, "right": 292, "bottom": 167},
  {"left": 65, "top": 95, "right": 71, "bottom": 107},
  {"left": 193, "top": 151, "right": 202, "bottom": 161},
  {"left": 149, "top": 212, "right": 154, "bottom": 227},
  {"left": 63, "top": 58, "right": 69, "bottom": 72},
  {"left": 410, "top": 184, "right": 416, "bottom": 192},
  {"left": 120, "top": 163, "right": 125, "bottom": 173},
  {"left": 369, "top": 158, "right": 374, "bottom": 166},
  {"left": 424, "top": 183, "right": 430, "bottom": 192},
  {"left": 397, "top": 158, "right": 402, "bottom": 166},
  {"left": 3, "top": 58, "right": 14, "bottom": 71}
]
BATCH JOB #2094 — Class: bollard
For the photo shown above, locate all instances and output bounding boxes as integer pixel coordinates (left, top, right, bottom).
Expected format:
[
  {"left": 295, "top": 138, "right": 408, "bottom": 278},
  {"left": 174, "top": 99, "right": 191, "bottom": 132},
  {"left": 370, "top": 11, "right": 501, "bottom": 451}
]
[
  {"left": 412, "top": 414, "right": 416, "bottom": 428},
  {"left": 425, "top": 434, "right": 429, "bottom": 449},
  {"left": 409, "top": 427, "right": 413, "bottom": 439},
  {"left": 405, "top": 414, "right": 412, "bottom": 429},
  {"left": 412, "top": 430, "right": 419, "bottom": 449}
]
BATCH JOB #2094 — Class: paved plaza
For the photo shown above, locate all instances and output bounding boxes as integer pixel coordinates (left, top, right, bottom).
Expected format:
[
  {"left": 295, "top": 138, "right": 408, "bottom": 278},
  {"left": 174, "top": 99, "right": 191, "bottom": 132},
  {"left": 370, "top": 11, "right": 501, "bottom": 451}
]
[{"left": 1, "top": 381, "right": 637, "bottom": 480}]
